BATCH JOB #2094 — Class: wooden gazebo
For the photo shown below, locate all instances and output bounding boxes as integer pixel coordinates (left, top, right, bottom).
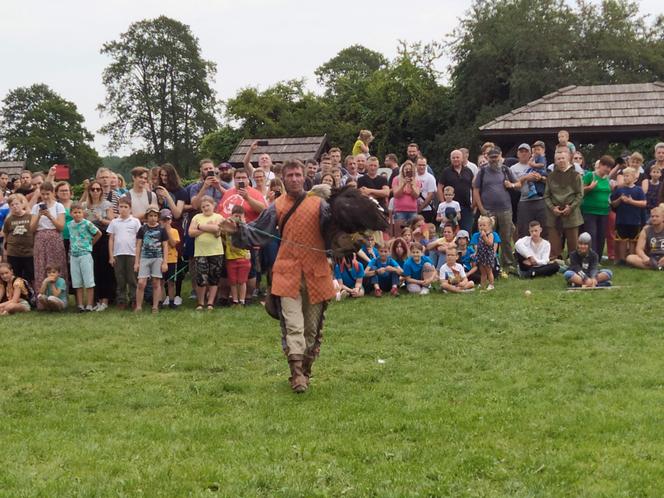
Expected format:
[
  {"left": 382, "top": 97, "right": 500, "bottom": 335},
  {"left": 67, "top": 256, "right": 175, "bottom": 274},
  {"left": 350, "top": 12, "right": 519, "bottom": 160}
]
[
  {"left": 479, "top": 82, "right": 664, "bottom": 156},
  {"left": 228, "top": 136, "right": 330, "bottom": 167}
]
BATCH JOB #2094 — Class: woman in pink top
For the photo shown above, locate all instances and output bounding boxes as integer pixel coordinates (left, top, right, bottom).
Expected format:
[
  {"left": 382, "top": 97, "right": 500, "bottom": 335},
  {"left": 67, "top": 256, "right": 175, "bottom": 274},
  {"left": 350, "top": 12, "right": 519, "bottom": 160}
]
[{"left": 391, "top": 161, "right": 421, "bottom": 223}]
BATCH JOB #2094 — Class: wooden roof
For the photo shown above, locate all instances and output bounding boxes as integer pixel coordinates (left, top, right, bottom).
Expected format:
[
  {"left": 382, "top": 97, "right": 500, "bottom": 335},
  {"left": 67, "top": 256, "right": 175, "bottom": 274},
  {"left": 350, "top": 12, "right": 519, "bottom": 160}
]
[
  {"left": 228, "top": 136, "right": 330, "bottom": 165},
  {"left": 480, "top": 82, "right": 664, "bottom": 137},
  {"left": 0, "top": 161, "right": 26, "bottom": 177}
]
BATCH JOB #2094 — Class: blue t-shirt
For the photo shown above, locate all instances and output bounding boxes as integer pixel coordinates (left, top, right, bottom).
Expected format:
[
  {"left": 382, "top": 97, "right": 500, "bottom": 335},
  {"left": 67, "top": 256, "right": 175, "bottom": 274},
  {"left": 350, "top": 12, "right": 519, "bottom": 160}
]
[
  {"left": 361, "top": 244, "right": 380, "bottom": 260},
  {"left": 611, "top": 185, "right": 646, "bottom": 226},
  {"left": 137, "top": 223, "right": 168, "bottom": 259},
  {"left": 45, "top": 277, "right": 68, "bottom": 305},
  {"left": 68, "top": 219, "right": 99, "bottom": 257},
  {"left": 0, "top": 204, "right": 9, "bottom": 231},
  {"left": 334, "top": 260, "right": 365, "bottom": 288},
  {"left": 458, "top": 246, "right": 475, "bottom": 271},
  {"left": 470, "top": 231, "right": 501, "bottom": 248},
  {"left": 402, "top": 255, "right": 433, "bottom": 280},
  {"left": 368, "top": 257, "right": 399, "bottom": 281}
]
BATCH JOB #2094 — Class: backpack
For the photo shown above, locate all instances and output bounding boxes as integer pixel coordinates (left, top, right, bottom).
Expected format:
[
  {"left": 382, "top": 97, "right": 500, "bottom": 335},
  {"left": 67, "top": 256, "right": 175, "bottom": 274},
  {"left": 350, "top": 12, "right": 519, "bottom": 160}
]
[
  {"left": 477, "top": 164, "right": 512, "bottom": 195},
  {"left": 126, "top": 190, "right": 154, "bottom": 205}
]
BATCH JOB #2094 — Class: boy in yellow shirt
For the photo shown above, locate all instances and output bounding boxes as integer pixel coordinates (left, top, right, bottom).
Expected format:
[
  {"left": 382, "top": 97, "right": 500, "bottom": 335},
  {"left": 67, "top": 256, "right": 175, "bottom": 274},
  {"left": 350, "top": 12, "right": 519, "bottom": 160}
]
[{"left": 160, "top": 209, "right": 180, "bottom": 309}]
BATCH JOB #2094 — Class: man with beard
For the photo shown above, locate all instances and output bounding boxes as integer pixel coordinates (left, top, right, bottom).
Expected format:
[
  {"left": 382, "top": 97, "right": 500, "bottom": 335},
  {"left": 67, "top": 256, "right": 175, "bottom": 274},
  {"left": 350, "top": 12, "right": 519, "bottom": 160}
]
[
  {"left": 473, "top": 147, "right": 520, "bottom": 271},
  {"left": 224, "top": 160, "right": 336, "bottom": 393}
]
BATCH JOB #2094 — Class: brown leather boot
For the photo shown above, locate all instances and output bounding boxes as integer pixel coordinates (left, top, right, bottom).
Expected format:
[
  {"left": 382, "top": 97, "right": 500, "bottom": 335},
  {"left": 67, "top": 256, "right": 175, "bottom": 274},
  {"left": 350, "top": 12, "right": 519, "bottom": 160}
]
[
  {"left": 302, "top": 354, "right": 315, "bottom": 385},
  {"left": 288, "top": 355, "right": 308, "bottom": 393}
]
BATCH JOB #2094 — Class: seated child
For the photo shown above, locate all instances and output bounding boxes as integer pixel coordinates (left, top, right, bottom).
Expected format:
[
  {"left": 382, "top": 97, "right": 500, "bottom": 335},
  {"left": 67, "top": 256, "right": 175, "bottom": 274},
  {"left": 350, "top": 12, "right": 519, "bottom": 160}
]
[
  {"left": 455, "top": 230, "right": 479, "bottom": 283},
  {"left": 439, "top": 247, "right": 474, "bottom": 293},
  {"left": 436, "top": 186, "right": 461, "bottom": 228},
  {"left": 364, "top": 244, "right": 402, "bottom": 297},
  {"left": 402, "top": 242, "right": 436, "bottom": 295},
  {"left": 564, "top": 232, "right": 613, "bottom": 287},
  {"left": 37, "top": 264, "right": 67, "bottom": 311},
  {"left": 334, "top": 254, "right": 365, "bottom": 298},
  {"left": 427, "top": 223, "right": 456, "bottom": 270},
  {"left": 357, "top": 234, "right": 380, "bottom": 264},
  {"left": 0, "top": 262, "right": 32, "bottom": 315},
  {"left": 514, "top": 220, "right": 560, "bottom": 278}
]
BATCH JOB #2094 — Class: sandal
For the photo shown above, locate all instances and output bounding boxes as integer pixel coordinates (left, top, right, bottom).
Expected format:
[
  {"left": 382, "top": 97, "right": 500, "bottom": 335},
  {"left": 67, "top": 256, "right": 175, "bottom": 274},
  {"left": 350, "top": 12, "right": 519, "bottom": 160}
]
[
  {"left": 151, "top": 307, "right": 159, "bottom": 314},
  {"left": 206, "top": 304, "right": 214, "bottom": 311},
  {"left": 195, "top": 305, "right": 204, "bottom": 311}
]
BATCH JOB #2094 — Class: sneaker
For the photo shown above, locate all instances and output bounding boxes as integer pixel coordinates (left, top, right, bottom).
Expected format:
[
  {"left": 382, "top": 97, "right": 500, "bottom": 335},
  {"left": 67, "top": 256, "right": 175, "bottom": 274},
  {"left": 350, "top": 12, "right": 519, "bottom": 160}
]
[
  {"left": 168, "top": 302, "right": 177, "bottom": 309},
  {"left": 374, "top": 288, "right": 383, "bottom": 297},
  {"left": 390, "top": 286, "right": 399, "bottom": 297},
  {"left": 85, "top": 305, "right": 94, "bottom": 312},
  {"left": 486, "top": 284, "right": 495, "bottom": 291},
  {"left": 162, "top": 296, "right": 170, "bottom": 306},
  {"left": 95, "top": 302, "right": 108, "bottom": 312},
  {"left": 420, "top": 287, "right": 430, "bottom": 295},
  {"left": 173, "top": 296, "right": 182, "bottom": 306},
  {"left": 335, "top": 292, "right": 342, "bottom": 302},
  {"left": 77, "top": 306, "right": 85, "bottom": 313}
]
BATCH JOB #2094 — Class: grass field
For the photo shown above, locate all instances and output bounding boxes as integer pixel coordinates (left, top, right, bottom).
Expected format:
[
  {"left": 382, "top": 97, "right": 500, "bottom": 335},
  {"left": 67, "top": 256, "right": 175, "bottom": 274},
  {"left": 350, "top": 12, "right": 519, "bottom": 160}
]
[{"left": 1, "top": 266, "right": 663, "bottom": 497}]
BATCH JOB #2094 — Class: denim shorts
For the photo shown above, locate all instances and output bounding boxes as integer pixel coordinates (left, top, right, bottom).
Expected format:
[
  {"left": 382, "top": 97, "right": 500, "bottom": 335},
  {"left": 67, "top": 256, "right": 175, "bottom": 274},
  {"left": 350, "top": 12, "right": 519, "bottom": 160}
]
[{"left": 70, "top": 253, "right": 95, "bottom": 289}]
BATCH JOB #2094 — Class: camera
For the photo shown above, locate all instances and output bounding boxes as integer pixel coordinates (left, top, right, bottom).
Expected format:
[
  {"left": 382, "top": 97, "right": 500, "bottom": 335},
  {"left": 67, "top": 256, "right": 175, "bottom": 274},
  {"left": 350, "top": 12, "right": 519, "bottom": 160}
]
[
  {"left": 257, "top": 140, "right": 269, "bottom": 146},
  {"left": 206, "top": 171, "right": 216, "bottom": 178},
  {"left": 405, "top": 170, "right": 413, "bottom": 179},
  {"left": 237, "top": 181, "right": 246, "bottom": 189},
  {"left": 39, "top": 203, "right": 47, "bottom": 211},
  {"left": 274, "top": 190, "right": 282, "bottom": 198}
]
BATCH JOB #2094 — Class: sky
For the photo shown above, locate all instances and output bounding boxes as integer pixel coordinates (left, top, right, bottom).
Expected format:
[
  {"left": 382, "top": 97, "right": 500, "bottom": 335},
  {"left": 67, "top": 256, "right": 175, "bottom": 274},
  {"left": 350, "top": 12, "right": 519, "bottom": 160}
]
[{"left": 1, "top": 0, "right": 662, "bottom": 156}]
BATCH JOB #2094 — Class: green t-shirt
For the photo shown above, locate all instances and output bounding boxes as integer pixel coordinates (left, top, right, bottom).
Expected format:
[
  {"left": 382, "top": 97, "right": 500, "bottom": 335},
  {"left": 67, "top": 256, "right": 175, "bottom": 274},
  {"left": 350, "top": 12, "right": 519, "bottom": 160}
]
[
  {"left": 581, "top": 171, "right": 611, "bottom": 216},
  {"left": 61, "top": 207, "right": 72, "bottom": 240}
]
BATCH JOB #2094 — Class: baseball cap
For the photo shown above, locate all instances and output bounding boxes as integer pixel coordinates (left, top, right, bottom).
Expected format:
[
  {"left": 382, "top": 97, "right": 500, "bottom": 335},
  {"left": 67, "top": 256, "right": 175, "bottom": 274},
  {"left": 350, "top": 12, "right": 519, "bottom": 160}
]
[
  {"left": 159, "top": 208, "right": 173, "bottom": 220},
  {"left": 518, "top": 143, "right": 531, "bottom": 152},
  {"left": 488, "top": 147, "right": 502, "bottom": 157},
  {"left": 578, "top": 232, "right": 592, "bottom": 244},
  {"left": 532, "top": 140, "right": 545, "bottom": 148},
  {"left": 218, "top": 162, "right": 233, "bottom": 170},
  {"left": 455, "top": 230, "right": 470, "bottom": 240},
  {"left": 146, "top": 206, "right": 160, "bottom": 215}
]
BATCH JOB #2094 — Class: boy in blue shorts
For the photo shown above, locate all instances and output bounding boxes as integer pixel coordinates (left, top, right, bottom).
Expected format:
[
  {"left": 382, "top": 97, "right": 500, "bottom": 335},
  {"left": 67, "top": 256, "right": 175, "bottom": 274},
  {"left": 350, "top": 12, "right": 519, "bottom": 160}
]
[
  {"left": 364, "top": 244, "right": 402, "bottom": 297},
  {"left": 68, "top": 202, "right": 101, "bottom": 312}
]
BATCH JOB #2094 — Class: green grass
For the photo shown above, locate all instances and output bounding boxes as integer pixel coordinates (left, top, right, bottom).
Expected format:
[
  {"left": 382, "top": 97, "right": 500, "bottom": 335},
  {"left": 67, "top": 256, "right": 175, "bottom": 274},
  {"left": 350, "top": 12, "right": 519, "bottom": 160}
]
[{"left": 1, "top": 266, "right": 664, "bottom": 497}]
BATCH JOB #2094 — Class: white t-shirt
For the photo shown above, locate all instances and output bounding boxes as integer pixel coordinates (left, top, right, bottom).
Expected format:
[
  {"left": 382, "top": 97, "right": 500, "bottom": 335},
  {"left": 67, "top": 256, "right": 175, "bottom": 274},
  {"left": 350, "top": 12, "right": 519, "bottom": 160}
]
[
  {"left": 107, "top": 215, "right": 142, "bottom": 256},
  {"left": 128, "top": 188, "right": 158, "bottom": 218},
  {"left": 439, "top": 262, "right": 466, "bottom": 282},
  {"left": 31, "top": 201, "right": 65, "bottom": 231},
  {"left": 465, "top": 161, "right": 479, "bottom": 176},
  {"left": 436, "top": 200, "right": 461, "bottom": 217},
  {"left": 416, "top": 172, "right": 437, "bottom": 212}
]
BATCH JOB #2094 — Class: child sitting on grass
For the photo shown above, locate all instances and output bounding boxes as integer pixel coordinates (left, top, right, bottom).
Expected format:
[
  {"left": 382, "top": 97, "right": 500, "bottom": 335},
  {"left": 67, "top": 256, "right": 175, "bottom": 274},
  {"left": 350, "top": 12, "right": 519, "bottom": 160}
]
[
  {"left": 0, "top": 262, "right": 32, "bottom": 315},
  {"left": 68, "top": 202, "right": 101, "bottom": 312},
  {"left": 334, "top": 254, "right": 365, "bottom": 298},
  {"left": 403, "top": 242, "right": 436, "bottom": 294},
  {"left": 364, "top": 244, "right": 402, "bottom": 297},
  {"left": 455, "top": 230, "right": 479, "bottom": 283},
  {"left": 439, "top": 246, "right": 474, "bottom": 293},
  {"left": 357, "top": 234, "right": 380, "bottom": 264},
  {"left": 37, "top": 264, "right": 67, "bottom": 311},
  {"left": 564, "top": 232, "right": 613, "bottom": 288}
]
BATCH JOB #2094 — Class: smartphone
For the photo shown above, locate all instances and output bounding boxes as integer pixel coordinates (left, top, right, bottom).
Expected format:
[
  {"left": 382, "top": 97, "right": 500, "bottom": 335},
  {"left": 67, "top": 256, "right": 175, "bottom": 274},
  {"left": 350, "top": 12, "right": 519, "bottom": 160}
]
[
  {"left": 39, "top": 203, "right": 47, "bottom": 211},
  {"left": 237, "top": 181, "right": 246, "bottom": 189},
  {"left": 53, "top": 164, "right": 70, "bottom": 181},
  {"left": 257, "top": 140, "right": 269, "bottom": 146},
  {"left": 274, "top": 190, "right": 282, "bottom": 198},
  {"left": 206, "top": 171, "right": 216, "bottom": 178}
]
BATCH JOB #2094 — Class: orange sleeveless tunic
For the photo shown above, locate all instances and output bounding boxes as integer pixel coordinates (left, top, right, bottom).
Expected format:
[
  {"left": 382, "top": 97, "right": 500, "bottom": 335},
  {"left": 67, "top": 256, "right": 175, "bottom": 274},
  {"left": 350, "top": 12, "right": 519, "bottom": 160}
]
[{"left": 271, "top": 194, "right": 336, "bottom": 304}]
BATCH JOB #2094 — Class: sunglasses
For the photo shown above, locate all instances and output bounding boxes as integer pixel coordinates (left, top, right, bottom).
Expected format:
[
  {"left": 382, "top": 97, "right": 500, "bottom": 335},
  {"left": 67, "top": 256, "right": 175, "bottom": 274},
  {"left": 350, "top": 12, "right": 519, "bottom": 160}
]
[{"left": 90, "top": 188, "right": 102, "bottom": 192}]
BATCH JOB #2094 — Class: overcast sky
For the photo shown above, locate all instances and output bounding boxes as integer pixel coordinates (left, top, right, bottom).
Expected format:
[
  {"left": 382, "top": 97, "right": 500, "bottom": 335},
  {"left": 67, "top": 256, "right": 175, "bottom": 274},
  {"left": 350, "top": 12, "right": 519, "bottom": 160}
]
[{"left": 1, "top": 0, "right": 662, "bottom": 155}]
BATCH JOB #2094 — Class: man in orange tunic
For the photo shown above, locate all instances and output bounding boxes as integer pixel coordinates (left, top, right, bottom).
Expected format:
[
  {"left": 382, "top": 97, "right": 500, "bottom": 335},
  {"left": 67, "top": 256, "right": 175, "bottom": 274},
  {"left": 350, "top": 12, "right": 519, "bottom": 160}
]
[{"left": 227, "top": 160, "right": 336, "bottom": 393}]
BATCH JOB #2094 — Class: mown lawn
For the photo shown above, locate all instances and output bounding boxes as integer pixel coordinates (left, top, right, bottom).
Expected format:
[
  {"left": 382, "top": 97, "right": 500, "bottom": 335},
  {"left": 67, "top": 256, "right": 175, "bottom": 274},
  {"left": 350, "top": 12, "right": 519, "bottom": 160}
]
[{"left": 1, "top": 266, "right": 663, "bottom": 497}]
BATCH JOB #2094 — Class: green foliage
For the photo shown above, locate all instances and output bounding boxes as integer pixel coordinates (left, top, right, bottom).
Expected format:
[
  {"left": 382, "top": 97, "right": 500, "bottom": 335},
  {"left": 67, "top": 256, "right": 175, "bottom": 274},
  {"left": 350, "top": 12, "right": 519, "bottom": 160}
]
[
  {"left": 0, "top": 83, "right": 100, "bottom": 181},
  {"left": 315, "top": 44, "right": 388, "bottom": 97},
  {"left": 198, "top": 126, "right": 243, "bottom": 164},
  {"left": 2, "top": 268, "right": 664, "bottom": 495},
  {"left": 98, "top": 16, "right": 218, "bottom": 176}
]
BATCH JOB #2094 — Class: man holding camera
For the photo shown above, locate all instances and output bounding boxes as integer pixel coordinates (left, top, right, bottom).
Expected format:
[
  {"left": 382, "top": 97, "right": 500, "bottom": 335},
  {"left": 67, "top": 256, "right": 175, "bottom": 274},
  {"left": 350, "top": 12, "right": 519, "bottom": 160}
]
[
  {"left": 189, "top": 159, "right": 226, "bottom": 211},
  {"left": 216, "top": 168, "right": 267, "bottom": 222}
]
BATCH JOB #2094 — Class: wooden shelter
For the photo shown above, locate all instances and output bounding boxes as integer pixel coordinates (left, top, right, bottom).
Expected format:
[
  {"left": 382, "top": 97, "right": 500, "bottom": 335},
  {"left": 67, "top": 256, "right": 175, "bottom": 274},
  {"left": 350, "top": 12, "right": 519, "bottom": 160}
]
[
  {"left": 0, "top": 161, "right": 26, "bottom": 179},
  {"left": 479, "top": 82, "right": 664, "bottom": 156},
  {"left": 228, "top": 136, "right": 330, "bottom": 166}
]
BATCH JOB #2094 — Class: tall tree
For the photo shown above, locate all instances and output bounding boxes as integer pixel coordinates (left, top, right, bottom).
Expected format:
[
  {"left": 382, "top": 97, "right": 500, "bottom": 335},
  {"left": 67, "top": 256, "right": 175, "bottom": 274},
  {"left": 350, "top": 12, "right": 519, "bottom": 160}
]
[
  {"left": 0, "top": 83, "right": 100, "bottom": 180},
  {"left": 98, "top": 16, "right": 218, "bottom": 175}
]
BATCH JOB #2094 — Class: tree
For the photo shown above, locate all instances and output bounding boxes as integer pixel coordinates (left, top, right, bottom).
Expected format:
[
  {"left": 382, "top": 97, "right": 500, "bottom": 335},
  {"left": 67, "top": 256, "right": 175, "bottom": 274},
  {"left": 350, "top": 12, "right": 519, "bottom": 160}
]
[
  {"left": 0, "top": 83, "right": 100, "bottom": 180},
  {"left": 99, "top": 16, "right": 218, "bottom": 176},
  {"left": 315, "top": 44, "right": 388, "bottom": 96},
  {"left": 198, "top": 126, "right": 243, "bottom": 164}
]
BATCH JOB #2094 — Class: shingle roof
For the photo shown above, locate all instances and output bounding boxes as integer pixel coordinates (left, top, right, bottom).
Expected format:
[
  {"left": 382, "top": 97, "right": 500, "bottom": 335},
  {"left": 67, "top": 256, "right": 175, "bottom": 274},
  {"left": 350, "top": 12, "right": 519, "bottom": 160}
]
[
  {"left": 228, "top": 136, "right": 330, "bottom": 165},
  {"left": 479, "top": 82, "right": 664, "bottom": 133},
  {"left": 0, "top": 161, "right": 26, "bottom": 177}
]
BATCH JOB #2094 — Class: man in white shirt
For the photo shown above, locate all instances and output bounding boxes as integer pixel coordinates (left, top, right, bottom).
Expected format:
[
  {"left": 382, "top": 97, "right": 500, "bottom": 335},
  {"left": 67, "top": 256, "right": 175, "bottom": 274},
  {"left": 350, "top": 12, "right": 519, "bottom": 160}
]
[
  {"left": 416, "top": 156, "right": 437, "bottom": 223},
  {"left": 460, "top": 148, "right": 478, "bottom": 176},
  {"left": 514, "top": 220, "right": 560, "bottom": 278}
]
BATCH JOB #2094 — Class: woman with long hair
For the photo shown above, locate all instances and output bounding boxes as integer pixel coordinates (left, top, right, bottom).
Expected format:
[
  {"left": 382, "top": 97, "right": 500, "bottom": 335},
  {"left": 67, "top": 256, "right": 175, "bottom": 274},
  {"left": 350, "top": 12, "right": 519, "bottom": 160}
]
[
  {"left": 81, "top": 180, "right": 115, "bottom": 310},
  {"left": 391, "top": 161, "right": 421, "bottom": 224},
  {"left": 156, "top": 163, "right": 189, "bottom": 305}
]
